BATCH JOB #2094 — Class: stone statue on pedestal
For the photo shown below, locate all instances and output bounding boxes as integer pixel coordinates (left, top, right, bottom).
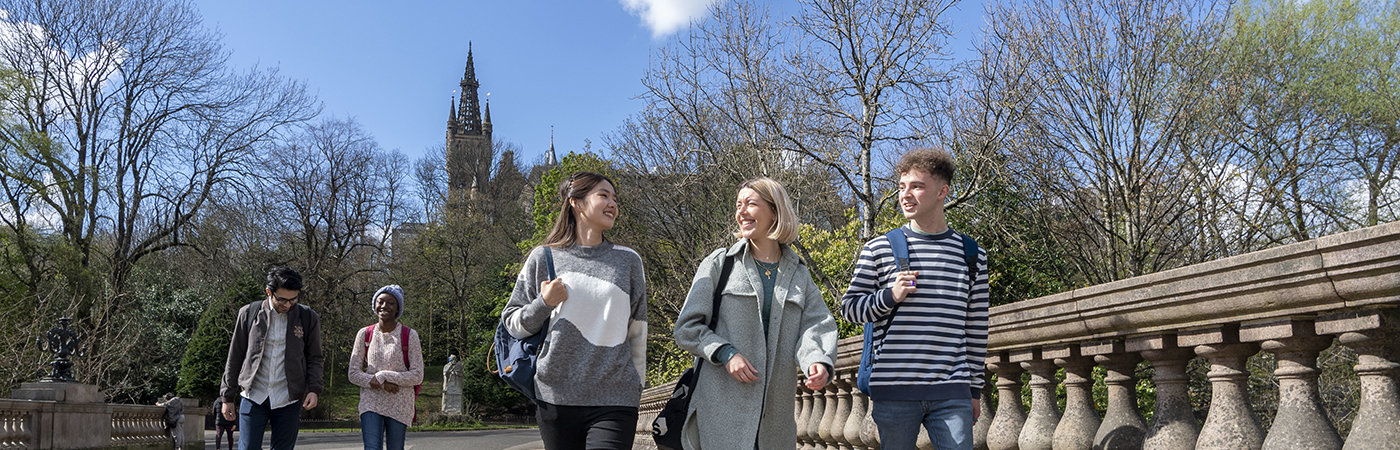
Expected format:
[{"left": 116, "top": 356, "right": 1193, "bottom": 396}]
[{"left": 442, "top": 354, "right": 463, "bottom": 414}]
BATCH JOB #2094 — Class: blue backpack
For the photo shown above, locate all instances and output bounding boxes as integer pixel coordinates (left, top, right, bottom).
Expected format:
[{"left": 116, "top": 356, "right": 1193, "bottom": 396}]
[
  {"left": 856, "top": 228, "right": 979, "bottom": 395},
  {"left": 489, "top": 247, "right": 555, "bottom": 402}
]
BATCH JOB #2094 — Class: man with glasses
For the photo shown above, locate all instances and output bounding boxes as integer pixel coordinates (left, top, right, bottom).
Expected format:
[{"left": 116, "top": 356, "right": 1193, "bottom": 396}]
[{"left": 220, "top": 267, "right": 324, "bottom": 450}]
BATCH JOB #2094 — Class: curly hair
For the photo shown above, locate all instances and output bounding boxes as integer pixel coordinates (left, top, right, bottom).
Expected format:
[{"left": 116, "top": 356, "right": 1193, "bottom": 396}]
[{"left": 895, "top": 148, "right": 956, "bottom": 185}]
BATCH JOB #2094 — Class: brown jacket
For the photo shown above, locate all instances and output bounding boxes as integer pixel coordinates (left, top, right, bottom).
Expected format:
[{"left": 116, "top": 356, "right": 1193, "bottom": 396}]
[{"left": 220, "top": 300, "right": 325, "bottom": 403}]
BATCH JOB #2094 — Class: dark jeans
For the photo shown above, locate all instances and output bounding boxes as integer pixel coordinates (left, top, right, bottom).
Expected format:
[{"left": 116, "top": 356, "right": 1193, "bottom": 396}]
[
  {"left": 239, "top": 398, "right": 302, "bottom": 450},
  {"left": 535, "top": 401, "right": 638, "bottom": 450},
  {"left": 360, "top": 411, "right": 407, "bottom": 450},
  {"left": 215, "top": 424, "right": 236, "bottom": 450}
]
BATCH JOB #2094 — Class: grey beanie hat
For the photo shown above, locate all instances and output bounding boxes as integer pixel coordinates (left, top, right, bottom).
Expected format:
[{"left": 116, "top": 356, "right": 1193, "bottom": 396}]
[{"left": 372, "top": 285, "right": 405, "bottom": 319}]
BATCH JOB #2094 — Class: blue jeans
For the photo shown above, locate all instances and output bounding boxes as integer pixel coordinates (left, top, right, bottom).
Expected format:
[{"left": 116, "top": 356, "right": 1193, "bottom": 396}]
[
  {"left": 239, "top": 398, "right": 303, "bottom": 450},
  {"left": 871, "top": 398, "right": 974, "bottom": 450},
  {"left": 360, "top": 411, "right": 407, "bottom": 450}
]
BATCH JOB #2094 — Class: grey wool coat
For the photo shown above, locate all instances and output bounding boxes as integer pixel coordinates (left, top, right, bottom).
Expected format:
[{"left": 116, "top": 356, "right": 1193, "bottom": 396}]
[{"left": 673, "top": 240, "right": 839, "bottom": 450}]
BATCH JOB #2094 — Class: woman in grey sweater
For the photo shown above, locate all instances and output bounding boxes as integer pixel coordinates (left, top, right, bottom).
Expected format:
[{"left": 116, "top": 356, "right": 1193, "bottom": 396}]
[
  {"left": 501, "top": 171, "right": 647, "bottom": 450},
  {"left": 673, "top": 177, "right": 839, "bottom": 449}
]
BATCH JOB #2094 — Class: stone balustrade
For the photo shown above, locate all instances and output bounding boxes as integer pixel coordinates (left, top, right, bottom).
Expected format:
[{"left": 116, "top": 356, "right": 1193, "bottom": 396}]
[
  {"left": 635, "top": 220, "right": 1400, "bottom": 450},
  {"left": 0, "top": 391, "right": 202, "bottom": 450}
]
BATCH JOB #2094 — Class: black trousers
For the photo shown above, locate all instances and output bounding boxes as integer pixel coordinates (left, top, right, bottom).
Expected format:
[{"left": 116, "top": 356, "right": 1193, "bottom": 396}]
[{"left": 536, "top": 400, "right": 639, "bottom": 450}]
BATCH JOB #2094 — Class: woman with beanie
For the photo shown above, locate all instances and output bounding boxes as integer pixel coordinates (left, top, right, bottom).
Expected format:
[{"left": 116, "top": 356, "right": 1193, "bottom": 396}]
[
  {"left": 349, "top": 285, "right": 423, "bottom": 450},
  {"left": 500, "top": 171, "right": 648, "bottom": 450},
  {"left": 673, "top": 177, "right": 839, "bottom": 449}
]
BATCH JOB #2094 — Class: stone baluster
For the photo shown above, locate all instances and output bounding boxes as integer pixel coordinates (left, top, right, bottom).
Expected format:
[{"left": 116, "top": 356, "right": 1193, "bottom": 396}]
[
  {"left": 1181, "top": 325, "right": 1264, "bottom": 450},
  {"left": 808, "top": 384, "right": 828, "bottom": 450},
  {"left": 819, "top": 381, "right": 841, "bottom": 449},
  {"left": 798, "top": 386, "right": 815, "bottom": 450},
  {"left": 1085, "top": 339, "right": 1146, "bottom": 450},
  {"left": 1130, "top": 334, "right": 1199, "bottom": 450},
  {"left": 975, "top": 381, "right": 995, "bottom": 450},
  {"left": 844, "top": 373, "right": 871, "bottom": 450},
  {"left": 986, "top": 352, "right": 1026, "bottom": 450},
  {"left": 1047, "top": 345, "right": 1099, "bottom": 450},
  {"left": 1240, "top": 318, "right": 1342, "bottom": 450},
  {"left": 830, "top": 377, "right": 855, "bottom": 450},
  {"left": 1015, "top": 348, "right": 1060, "bottom": 450},
  {"left": 1317, "top": 309, "right": 1400, "bottom": 450}
]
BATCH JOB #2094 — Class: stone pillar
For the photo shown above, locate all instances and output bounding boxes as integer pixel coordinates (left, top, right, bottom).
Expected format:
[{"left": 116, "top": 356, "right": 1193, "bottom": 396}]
[
  {"left": 798, "top": 387, "right": 815, "bottom": 450},
  {"left": 1016, "top": 348, "right": 1061, "bottom": 450},
  {"left": 844, "top": 376, "right": 871, "bottom": 450},
  {"left": 1317, "top": 310, "right": 1400, "bottom": 450},
  {"left": 975, "top": 382, "right": 995, "bottom": 450},
  {"left": 1181, "top": 325, "right": 1264, "bottom": 450},
  {"left": 987, "top": 352, "right": 1026, "bottom": 450},
  {"left": 1129, "top": 334, "right": 1198, "bottom": 450},
  {"left": 830, "top": 377, "right": 855, "bottom": 450},
  {"left": 819, "top": 381, "right": 841, "bottom": 449},
  {"left": 1241, "top": 318, "right": 1342, "bottom": 450},
  {"left": 808, "top": 385, "right": 828, "bottom": 450},
  {"left": 861, "top": 394, "right": 882, "bottom": 449},
  {"left": 1085, "top": 340, "right": 1146, "bottom": 450},
  {"left": 1048, "top": 345, "right": 1100, "bottom": 450}
]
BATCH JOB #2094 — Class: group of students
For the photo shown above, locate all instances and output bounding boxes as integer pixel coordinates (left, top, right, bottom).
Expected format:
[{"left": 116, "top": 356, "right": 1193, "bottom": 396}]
[
  {"left": 505, "top": 147, "right": 988, "bottom": 450},
  {"left": 215, "top": 147, "right": 986, "bottom": 450}
]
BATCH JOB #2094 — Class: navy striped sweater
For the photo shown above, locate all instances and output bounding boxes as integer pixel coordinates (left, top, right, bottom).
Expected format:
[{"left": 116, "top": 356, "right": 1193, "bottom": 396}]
[{"left": 840, "top": 226, "right": 989, "bottom": 401}]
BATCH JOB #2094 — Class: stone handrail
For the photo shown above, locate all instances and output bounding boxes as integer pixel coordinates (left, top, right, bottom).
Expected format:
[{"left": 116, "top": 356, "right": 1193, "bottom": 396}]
[
  {"left": 0, "top": 393, "right": 203, "bottom": 449},
  {"left": 635, "top": 220, "right": 1400, "bottom": 449}
]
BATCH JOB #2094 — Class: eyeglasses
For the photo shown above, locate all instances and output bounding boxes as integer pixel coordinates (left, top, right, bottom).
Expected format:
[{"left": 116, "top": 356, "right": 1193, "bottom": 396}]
[{"left": 271, "top": 294, "right": 298, "bottom": 306}]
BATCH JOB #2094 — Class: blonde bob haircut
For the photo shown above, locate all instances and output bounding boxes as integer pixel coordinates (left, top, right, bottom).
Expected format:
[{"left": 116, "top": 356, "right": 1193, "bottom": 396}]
[{"left": 733, "top": 177, "right": 800, "bottom": 245}]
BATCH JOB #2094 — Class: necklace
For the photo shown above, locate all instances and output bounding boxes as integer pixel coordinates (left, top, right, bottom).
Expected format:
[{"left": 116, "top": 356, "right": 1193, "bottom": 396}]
[{"left": 756, "top": 259, "right": 780, "bottom": 279}]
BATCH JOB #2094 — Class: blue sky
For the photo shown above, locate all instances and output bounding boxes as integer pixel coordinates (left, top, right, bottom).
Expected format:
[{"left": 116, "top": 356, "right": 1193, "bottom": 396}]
[{"left": 191, "top": 0, "right": 988, "bottom": 167}]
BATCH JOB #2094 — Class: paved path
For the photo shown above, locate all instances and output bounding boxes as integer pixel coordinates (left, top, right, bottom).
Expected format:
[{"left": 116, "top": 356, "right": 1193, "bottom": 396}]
[{"left": 203, "top": 429, "right": 545, "bottom": 450}]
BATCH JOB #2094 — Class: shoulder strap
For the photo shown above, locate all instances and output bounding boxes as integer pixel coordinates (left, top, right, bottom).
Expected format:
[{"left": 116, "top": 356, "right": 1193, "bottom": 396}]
[
  {"left": 886, "top": 228, "right": 910, "bottom": 271},
  {"left": 400, "top": 323, "right": 408, "bottom": 370},
  {"left": 363, "top": 324, "right": 375, "bottom": 346},
  {"left": 961, "top": 232, "right": 980, "bottom": 290},
  {"left": 708, "top": 253, "right": 735, "bottom": 332},
  {"left": 543, "top": 246, "right": 557, "bottom": 280}
]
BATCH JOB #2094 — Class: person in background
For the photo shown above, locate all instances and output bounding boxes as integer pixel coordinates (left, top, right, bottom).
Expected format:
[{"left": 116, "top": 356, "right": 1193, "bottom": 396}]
[
  {"left": 211, "top": 396, "right": 238, "bottom": 450},
  {"left": 220, "top": 267, "right": 324, "bottom": 450},
  {"left": 158, "top": 392, "right": 184, "bottom": 449},
  {"left": 349, "top": 285, "right": 423, "bottom": 450}
]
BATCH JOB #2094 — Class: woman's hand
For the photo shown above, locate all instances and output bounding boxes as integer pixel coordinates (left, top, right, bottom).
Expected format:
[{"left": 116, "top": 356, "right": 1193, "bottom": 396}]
[
  {"left": 804, "top": 363, "right": 830, "bottom": 390},
  {"left": 725, "top": 353, "right": 760, "bottom": 383},
  {"left": 540, "top": 278, "right": 568, "bottom": 307},
  {"left": 383, "top": 382, "right": 400, "bottom": 394},
  {"left": 368, "top": 377, "right": 382, "bottom": 390}
]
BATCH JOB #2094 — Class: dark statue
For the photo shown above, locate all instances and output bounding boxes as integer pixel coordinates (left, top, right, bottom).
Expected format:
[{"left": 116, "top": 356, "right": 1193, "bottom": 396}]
[{"left": 37, "top": 317, "right": 83, "bottom": 382}]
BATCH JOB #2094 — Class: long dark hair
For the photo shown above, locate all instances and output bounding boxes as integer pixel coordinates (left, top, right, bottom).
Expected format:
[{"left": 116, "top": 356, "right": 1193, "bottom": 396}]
[{"left": 542, "top": 171, "right": 616, "bottom": 248}]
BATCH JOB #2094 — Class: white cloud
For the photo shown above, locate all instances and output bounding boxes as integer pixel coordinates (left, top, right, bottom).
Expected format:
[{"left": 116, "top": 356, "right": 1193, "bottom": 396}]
[{"left": 620, "top": 0, "right": 722, "bottom": 39}]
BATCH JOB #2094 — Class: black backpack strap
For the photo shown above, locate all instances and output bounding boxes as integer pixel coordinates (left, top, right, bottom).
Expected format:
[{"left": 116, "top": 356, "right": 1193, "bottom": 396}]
[
  {"left": 960, "top": 232, "right": 979, "bottom": 291},
  {"left": 543, "top": 246, "right": 557, "bottom": 280},
  {"left": 708, "top": 253, "right": 735, "bottom": 331}
]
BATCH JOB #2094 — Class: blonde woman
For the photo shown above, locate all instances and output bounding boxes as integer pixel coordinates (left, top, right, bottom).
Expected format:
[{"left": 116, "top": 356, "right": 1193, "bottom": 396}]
[{"left": 673, "top": 177, "right": 839, "bottom": 449}]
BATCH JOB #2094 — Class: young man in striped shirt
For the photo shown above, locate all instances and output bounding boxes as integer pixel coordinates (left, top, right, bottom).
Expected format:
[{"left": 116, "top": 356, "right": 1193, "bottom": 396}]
[{"left": 840, "top": 148, "right": 989, "bottom": 450}]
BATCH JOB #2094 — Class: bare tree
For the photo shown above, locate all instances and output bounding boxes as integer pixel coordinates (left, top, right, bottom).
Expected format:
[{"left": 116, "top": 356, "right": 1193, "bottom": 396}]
[{"left": 0, "top": 0, "right": 316, "bottom": 386}]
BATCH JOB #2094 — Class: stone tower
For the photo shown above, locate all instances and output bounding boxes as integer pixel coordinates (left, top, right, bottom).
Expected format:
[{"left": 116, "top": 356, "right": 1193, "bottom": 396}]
[{"left": 446, "top": 43, "right": 493, "bottom": 202}]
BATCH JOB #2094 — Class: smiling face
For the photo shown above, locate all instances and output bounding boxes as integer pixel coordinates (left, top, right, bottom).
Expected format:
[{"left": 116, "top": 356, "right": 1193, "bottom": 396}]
[
  {"left": 735, "top": 187, "right": 776, "bottom": 242},
  {"left": 570, "top": 179, "right": 618, "bottom": 234},
  {"left": 898, "top": 168, "right": 949, "bottom": 222},
  {"left": 374, "top": 293, "right": 399, "bottom": 321}
]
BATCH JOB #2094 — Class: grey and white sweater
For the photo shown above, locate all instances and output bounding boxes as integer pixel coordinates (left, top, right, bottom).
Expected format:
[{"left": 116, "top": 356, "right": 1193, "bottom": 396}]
[{"left": 502, "top": 242, "right": 648, "bottom": 407}]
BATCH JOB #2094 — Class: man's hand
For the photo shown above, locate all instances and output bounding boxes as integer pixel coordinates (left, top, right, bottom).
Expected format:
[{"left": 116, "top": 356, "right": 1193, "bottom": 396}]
[
  {"left": 725, "top": 353, "right": 760, "bottom": 383},
  {"left": 383, "top": 382, "right": 400, "bottom": 394},
  {"left": 303, "top": 392, "right": 318, "bottom": 410},
  {"left": 804, "top": 363, "right": 830, "bottom": 390},
  {"left": 540, "top": 278, "right": 568, "bottom": 307},
  {"left": 891, "top": 271, "right": 919, "bottom": 302},
  {"left": 972, "top": 397, "right": 981, "bottom": 421},
  {"left": 222, "top": 401, "right": 235, "bottom": 422}
]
